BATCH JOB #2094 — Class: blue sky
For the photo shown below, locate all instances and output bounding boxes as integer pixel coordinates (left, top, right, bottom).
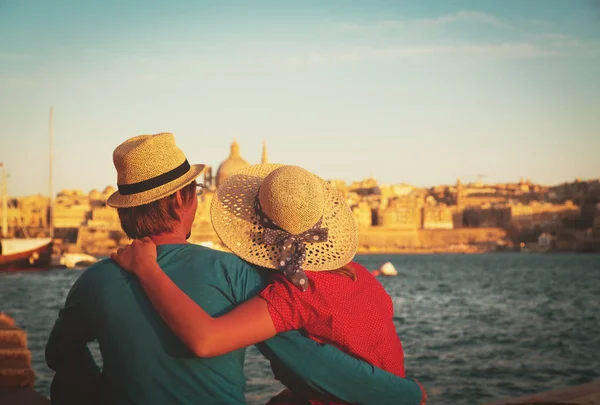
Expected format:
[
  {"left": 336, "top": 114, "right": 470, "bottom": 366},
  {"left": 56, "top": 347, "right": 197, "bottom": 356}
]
[{"left": 1, "top": 0, "right": 599, "bottom": 196}]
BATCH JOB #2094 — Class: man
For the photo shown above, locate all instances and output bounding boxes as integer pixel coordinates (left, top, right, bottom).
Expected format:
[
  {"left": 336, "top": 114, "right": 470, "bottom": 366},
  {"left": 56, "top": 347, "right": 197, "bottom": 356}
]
[{"left": 46, "top": 133, "right": 425, "bottom": 405}]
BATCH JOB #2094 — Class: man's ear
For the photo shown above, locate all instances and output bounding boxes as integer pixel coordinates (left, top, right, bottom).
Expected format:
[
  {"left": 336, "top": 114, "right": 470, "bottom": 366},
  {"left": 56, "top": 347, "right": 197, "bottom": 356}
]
[{"left": 175, "top": 189, "right": 184, "bottom": 207}]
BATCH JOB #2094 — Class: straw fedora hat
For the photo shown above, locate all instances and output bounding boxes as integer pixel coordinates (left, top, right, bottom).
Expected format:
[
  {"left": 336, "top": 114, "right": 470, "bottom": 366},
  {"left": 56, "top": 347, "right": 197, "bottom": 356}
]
[
  {"left": 107, "top": 133, "right": 205, "bottom": 208},
  {"left": 211, "top": 164, "right": 358, "bottom": 273}
]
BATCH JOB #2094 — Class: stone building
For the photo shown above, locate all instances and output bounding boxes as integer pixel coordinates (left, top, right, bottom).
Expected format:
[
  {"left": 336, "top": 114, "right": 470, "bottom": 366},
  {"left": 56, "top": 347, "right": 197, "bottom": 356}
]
[
  {"left": 328, "top": 180, "right": 348, "bottom": 197},
  {"left": 193, "top": 191, "right": 214, "bottom": 229},
  {"left": 0, "top": 195, "right": 49, "bottom": 235},
  {"left": 89, "top": 189, "right": 103, "bottom": 205},
  {"left": 189, "top": 140, "right": 272, "bottom": 243},
  {"left": 88, "top": 206, "right": 120, "bottom": 229},
  {"left": 54, "top": 190, "right": 91, "bottom": 229},
  {"left": 509, "top": 201, "right": 580, "bottom": 229},
  {"left": 102, "top": 186, "right": 116, "bottom": 201},
  {"left": 380, "top": 183, "right": 414, "bottom": 198},
  {"left": 455, "top": 179, "right": 464, "bottom": 206},
  {"left": 203, "top": 139, "right": 272, "bottom": 189},
  {"left": 76, "top": 225, "right": 126, "bottom": 255},
  {"left": 377, "top": 195, "right": 422, "bottom": 229},
  {"left": 215, "top": 140, "right": 250, "bottom": 188},
  {"left": 349, "top": 177, "right": 379, "bottom": 195},
  {"left": 422, "top": 197, "right": 454, "bottom": 229},
  {"left": 462, "top": 206, "right": 511, "bottom": 228},
  {"left": 352, "top": 202, "right": 372, "bottom": 228}
]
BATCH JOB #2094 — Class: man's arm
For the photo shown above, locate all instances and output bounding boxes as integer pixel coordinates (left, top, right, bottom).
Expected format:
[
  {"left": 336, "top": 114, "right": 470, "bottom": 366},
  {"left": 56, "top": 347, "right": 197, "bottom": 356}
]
[
  {"left": 45, "top": 266, "right": 101, "bottom": 377},
  {"left": 257, "top": 332, "right": 424, "bottom": 405}
]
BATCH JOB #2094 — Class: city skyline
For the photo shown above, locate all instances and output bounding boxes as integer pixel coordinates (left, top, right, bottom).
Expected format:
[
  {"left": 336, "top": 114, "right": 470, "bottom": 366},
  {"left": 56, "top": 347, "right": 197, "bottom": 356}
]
[{"left": 1, "top": 0, "right": 599, "bottom": 196}]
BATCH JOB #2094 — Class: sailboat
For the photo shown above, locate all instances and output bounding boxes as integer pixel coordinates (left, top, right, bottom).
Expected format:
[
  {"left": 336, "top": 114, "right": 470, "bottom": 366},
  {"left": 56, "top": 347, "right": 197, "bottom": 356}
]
[
  {"left": 0, "top": 108, "right": 54, "bottom": 271},
  {"left": 0, "top": 166, "right": 53, "bottom": 271}
]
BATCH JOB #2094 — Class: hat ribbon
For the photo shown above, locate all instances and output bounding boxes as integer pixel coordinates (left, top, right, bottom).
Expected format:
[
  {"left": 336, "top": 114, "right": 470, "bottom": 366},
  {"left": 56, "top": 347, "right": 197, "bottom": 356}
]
[
  {"left": 254, "top": 200, "right": 329, "bottom": 291},
  {"left": 118, "top": 159, "right": 190, "bottom": 195}
]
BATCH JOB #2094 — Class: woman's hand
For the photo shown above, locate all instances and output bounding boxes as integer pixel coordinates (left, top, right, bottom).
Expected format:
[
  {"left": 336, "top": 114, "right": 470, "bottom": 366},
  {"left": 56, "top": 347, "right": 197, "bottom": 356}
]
[{"left": 111, "top": 237, "right": 157, "bottom": 276}]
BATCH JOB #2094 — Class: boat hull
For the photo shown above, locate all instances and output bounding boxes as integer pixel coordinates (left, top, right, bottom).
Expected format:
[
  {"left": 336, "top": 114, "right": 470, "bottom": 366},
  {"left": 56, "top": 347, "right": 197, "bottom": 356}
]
[{"left": 0, "top": 241, "right": 53, "bottom": 271}]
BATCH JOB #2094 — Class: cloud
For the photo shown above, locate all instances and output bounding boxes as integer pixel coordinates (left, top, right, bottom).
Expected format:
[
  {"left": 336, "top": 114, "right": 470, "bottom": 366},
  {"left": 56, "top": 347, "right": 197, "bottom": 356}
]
[
  {"left": 535, "top": 33, "right": 573, "bottom": 41},
  {"left": 283, "top": 40, "right": 600, "bottom": 69},
  {"left": 291, "top": 11, "right": 600, "bottom": 68},
  {"left": 413, "top": 11, "right": 510, "bottom": 29},
  {"left": 336, "top": 11, "right": 510, "bottom": 31}
]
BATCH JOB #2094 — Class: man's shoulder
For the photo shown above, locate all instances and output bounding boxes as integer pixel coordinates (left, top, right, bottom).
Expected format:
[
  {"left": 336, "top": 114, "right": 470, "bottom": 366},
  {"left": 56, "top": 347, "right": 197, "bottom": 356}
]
[
  {"left": 86, "top": 257, "right": 122, "bottom": 273},
  {"left": 178, "top": 245, "right": 255, "bottom": 270},
  {"left": 76, "top": 258, "right": 123, "bottom": 285}
]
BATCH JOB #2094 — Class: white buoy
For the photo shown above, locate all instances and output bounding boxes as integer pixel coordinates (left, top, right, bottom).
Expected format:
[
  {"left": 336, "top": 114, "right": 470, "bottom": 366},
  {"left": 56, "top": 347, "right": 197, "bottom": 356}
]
[{"left": 379, "top": 261, "right": 398, "bottom": 276}]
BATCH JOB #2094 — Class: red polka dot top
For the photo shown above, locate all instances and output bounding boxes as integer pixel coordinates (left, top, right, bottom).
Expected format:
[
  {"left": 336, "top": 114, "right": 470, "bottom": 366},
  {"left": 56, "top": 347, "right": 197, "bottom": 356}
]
[{"left": 259, "top": 261, "right": 405, "bottom": 379}]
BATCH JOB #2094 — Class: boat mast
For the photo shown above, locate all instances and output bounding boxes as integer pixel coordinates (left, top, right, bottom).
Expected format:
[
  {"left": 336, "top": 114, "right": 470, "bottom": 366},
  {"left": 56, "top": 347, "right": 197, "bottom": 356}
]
[
  {"left": 49, "top": 106, "right": 54, "bottom": 238},
  {"left": 1, "top": 163, "right": 7, "bottom": 238}
]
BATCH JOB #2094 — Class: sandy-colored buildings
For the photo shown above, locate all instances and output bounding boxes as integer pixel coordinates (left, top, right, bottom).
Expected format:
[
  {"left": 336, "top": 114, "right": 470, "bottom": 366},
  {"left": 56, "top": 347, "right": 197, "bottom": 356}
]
[
  {"left": 352, "top": 202, "right": 372, "bottom": 228},
  {"left": 377, "top": 195, "right": 423, "bottom": 229},
  {"left": 509, "top": 200, "right": 580, "bottom": 228},
  {"left": 215, "top": 140, "right": 250, "bottom": 188},
  {"left": 380, "top": 183, "right": 414, "bottom": 198},
  {"left": 3, "top": 150, "right": 598, "bottom": 255},
  {"left": 422, "top": 197, "right": 453, "bottom": 229},
  {"left": 54, "top": 195, "right": 90, "bottom": 228},
  {"left": 0, "top": 194, "right": 49, "bottom": 235},
  {"left": 87, "top": 206, "right": 120, "bottom": 229}
]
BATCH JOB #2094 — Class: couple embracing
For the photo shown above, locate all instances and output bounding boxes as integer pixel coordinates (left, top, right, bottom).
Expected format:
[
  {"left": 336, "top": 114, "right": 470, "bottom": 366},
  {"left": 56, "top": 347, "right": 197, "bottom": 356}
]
[{"left": 46, "top": 133, "right": 426, "bottom": 405}]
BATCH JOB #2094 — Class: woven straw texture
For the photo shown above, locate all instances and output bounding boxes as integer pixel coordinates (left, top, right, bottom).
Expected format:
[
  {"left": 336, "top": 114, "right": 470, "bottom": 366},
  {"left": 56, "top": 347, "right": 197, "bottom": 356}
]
[
  {"left": 211, "top": 164, "right": 358, "bottom": 271},
  {"left": 107, "top": 133, "right": 205, "bottom": 208}
]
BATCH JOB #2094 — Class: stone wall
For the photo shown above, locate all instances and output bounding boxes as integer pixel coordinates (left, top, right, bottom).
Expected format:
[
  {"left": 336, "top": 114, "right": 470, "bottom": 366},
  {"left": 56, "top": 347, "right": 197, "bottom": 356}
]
[
  {"left": 358, "top": 228, "right": 507, "bottom": 253},
  {"left": 0, "top": 313, "right": 34, "bottom": 389}
]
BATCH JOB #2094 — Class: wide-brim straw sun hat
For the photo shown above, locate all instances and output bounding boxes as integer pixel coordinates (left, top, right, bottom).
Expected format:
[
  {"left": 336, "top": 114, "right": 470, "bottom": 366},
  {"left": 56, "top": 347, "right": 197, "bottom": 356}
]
[
  {"left": 107, "top": 133, "right": 205, "bottom": 208},
  {"left": 211, "top": 164, "right": 358, "bottom": 277}
]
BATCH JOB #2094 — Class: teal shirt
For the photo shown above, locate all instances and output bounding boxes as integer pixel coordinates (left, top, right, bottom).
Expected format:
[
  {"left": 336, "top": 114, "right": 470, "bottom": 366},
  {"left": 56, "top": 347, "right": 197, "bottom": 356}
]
[{"left": 46, "top": 244, "right": 422, "bottom": 405}]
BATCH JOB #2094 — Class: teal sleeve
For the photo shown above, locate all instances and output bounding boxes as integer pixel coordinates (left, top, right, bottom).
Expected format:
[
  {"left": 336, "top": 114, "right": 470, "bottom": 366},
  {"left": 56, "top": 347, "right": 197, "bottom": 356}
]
[
  {"left": 257, "top": 333, "right": 423, "bottom": 405},
  {"left": 45, "top": 265, "right": 101, "bottom": 377},
  {"left": 227, "top": 256, "right": 271, "bottom": 302}
]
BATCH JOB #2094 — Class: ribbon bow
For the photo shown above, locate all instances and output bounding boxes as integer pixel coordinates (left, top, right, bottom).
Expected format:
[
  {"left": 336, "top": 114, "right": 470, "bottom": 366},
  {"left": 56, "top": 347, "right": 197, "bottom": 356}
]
[{"left": 254, "top": 199, "right": 329, "bottom": 291}]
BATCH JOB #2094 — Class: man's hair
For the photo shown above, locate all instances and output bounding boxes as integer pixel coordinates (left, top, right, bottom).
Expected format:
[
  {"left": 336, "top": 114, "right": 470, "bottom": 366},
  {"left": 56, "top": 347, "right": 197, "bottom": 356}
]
[{"left": 117, "top": 181, "right": 197, "bottom": 239}]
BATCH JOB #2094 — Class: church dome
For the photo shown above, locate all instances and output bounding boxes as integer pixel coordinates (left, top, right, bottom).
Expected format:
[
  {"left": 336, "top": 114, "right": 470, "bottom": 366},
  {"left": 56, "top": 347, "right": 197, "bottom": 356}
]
[
  {"left": 216, "top": 140, "right": 250, "bottom": 187},
  {"left": 89, "top": 189, "right": 102, "bottom": 201}
]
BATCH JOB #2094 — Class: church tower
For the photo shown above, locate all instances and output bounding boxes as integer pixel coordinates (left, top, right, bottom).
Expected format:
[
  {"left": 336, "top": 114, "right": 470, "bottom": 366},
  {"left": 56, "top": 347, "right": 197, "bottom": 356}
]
[
  {"left": 261, "top": 140, "right": 268, "bottom": 164},
  {"left": 456, "top": 178, "right": 463, "bottom": 207}
]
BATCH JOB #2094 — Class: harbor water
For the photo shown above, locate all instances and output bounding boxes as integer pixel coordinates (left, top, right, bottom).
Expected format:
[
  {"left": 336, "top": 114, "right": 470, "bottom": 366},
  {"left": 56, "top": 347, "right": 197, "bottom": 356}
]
[{"left": 1, "top": 253, "right": 599, "bottom": 404}]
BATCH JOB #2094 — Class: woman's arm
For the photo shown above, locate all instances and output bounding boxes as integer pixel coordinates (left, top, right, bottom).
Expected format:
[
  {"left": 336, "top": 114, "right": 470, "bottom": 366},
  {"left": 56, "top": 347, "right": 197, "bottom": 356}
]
[{"left": 111, "top": 238, "right": 276, "bottom": 357}]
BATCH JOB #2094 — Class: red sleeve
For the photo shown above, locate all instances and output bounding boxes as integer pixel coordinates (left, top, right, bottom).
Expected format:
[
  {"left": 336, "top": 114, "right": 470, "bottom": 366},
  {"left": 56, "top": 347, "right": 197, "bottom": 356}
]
[{"left": 259, "top": 274, "right": 313, "bottom": 333}]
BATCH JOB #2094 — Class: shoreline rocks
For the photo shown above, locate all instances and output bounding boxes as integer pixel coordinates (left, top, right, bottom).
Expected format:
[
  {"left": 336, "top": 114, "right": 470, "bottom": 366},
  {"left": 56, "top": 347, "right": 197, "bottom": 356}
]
[{"left": 0, "top": 313, "right": 35, "bottom": 389}]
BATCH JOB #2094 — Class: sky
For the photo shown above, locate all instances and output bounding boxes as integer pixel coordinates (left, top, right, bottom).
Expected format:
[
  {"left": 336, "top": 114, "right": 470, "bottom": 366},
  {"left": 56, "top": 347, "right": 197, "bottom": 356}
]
[{"left": 1, "top": 0, "right": 599, "bottom": 197}]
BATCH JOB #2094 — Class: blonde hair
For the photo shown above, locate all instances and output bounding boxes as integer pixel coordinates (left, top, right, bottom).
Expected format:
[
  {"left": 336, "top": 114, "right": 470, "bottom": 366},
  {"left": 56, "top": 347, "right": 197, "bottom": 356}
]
[{"left": 328, "top": 265, "right": 357, "bottom": 280}]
